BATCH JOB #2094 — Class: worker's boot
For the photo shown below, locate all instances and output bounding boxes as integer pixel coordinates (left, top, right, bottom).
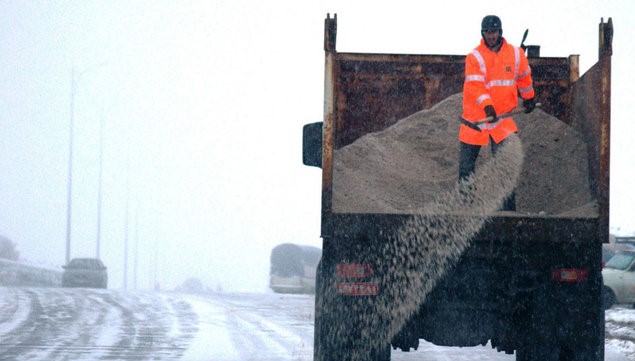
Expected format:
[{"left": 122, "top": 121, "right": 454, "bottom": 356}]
[
  {"left": 458, "top": 181, "right": 477, "bottom": 206},
  {"left": 500, "top": 192, "right": 516, "bottom": 211}
]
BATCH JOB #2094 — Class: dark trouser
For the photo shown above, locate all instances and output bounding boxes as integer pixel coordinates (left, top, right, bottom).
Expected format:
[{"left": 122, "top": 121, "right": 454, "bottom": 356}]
[{"left": 459, "top": 137, "right": 516, "bottom": 211}]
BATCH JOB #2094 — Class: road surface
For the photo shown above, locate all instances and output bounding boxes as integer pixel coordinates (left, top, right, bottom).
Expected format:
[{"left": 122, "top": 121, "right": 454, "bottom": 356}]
[{"left": 0, "top": 287, "right": 632, "bottom": 360}]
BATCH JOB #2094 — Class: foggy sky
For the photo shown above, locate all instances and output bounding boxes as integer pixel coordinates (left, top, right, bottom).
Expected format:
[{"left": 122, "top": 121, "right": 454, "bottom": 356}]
[{"left": 1, "top": 0, "right": 633, "bottom": 291}]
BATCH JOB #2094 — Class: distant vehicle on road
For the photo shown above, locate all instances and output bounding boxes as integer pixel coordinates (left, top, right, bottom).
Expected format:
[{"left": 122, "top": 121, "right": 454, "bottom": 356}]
[
  {"left": 269, "top": 243, "right": 321, "bottom": 294},
  {"left": 615, "top": 236, "right": 635, "bottom": 246},
  {"left": 603, "top": 251, "right": 635, "bottom": 309},
  {"left": 62, "top": 258, "right": 108, "bottom": 289},
  {"left": 603, "top": 234, "right": 635, "bottom": 265}
]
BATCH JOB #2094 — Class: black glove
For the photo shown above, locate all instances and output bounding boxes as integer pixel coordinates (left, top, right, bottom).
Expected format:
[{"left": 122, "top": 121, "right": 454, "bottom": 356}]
[
  {"left": 523, "top": 97, "right": 536, "bottom": 113},
  {"left": 484, "top": 105, "right": 497, "bottom": 122}
]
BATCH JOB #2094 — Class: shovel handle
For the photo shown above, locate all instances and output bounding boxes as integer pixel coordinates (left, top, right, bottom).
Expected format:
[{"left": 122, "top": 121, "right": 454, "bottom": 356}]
[{"left": 471, "top": 102, "right": 542, "bottom": 125}]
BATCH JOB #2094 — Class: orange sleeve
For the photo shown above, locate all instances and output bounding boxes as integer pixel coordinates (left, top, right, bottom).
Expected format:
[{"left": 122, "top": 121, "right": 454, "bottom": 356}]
[
  {"left": 517, "top": 50, "right": 535, "bottom": 99},
  {"left": 462, "top": 52, "right": 492, "bottom": 120}
]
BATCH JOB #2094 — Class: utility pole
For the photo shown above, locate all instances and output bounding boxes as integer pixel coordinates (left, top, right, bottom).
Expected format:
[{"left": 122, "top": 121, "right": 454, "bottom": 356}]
[
  {"left": 96, "top": 109, "right": 104, "bottom": 259},
  {"left": 65, "top": 63, "right": 109, "bottom": 265},
  {"left": 123, "top": 155, "right": 130, "bottom": 290},
  {"left": 133, "top": 207, "right": 138, "bottom": 290},
  {"left": 65, "top": 69, "right": 76, "bottom": 265}
]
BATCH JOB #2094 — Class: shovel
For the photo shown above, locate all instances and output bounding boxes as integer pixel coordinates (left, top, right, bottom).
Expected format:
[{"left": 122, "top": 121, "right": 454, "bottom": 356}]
[
  {"left": 520, "top": 29, "right": 529, "bottom": 51},
  {"left": 459, "top": 102, "right": 541, "bottom": 131}
]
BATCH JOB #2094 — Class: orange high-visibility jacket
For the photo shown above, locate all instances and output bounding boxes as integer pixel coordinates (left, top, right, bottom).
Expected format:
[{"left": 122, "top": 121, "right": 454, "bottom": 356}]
[{"left": 460, "top": 38, "right": 535, "bottom": 145}]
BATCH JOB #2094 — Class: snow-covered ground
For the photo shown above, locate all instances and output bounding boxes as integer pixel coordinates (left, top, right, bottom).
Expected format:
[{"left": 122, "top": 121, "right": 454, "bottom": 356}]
[
  {"left": 606, "top": 306, "right": 635, "bottom": 360},
  {"left": 0, "top": 287, "right": 632, "bottom": 360}
]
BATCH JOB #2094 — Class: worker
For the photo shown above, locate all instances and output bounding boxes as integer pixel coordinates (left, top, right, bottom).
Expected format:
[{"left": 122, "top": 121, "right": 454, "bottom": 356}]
[{"left": 459, "top": 15, "right": 536, "bottom": 211}]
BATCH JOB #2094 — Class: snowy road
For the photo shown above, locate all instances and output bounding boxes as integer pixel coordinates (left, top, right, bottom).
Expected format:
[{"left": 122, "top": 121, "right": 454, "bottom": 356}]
[
  {"left": 0, "top": 287, "right": 197, "bottom": 360},
  {"left": 0, "top": 287, "right": 632, "bottom": 360}
]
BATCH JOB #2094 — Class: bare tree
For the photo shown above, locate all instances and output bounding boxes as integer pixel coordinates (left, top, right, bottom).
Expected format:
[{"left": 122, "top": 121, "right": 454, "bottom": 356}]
[{"left": 0, "top": 235, "right": 19, "bottom": 261}]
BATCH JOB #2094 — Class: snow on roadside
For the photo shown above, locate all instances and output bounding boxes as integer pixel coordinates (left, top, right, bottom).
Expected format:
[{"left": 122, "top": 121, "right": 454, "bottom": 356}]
[
  {"left": 1, "top": 288, "right": 633, "bottom": 360},
  {"left": 178, "top": 292, "right": 315, "bottom": 361},
  {"left": 90, "top": 294, "right": 126, "bottom": 360},
  {"left": 606, "top": 307, "right": 635, "bottom": 360},
  {"left": 180, "top": 295, "right": 241, "bottom": 360},
  {"left": 0, "top": 287, "right": 30, "bottom": 335}
]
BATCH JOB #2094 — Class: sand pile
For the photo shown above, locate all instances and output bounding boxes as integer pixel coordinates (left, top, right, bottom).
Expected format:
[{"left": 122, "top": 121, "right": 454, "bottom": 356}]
[{"left": 332, "top": 93, "right": 596, "bottom": 216}]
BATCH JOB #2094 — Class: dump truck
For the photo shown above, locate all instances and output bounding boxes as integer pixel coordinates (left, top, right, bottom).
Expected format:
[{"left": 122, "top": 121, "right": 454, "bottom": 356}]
[{"left": 302, "top": 14, "right": 612, "bottom": 361}]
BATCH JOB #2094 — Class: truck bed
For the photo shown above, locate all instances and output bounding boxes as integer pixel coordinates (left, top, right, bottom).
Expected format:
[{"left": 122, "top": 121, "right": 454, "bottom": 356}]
[{"left": 320, "top": 18, "right": 611, "bottom": 243}]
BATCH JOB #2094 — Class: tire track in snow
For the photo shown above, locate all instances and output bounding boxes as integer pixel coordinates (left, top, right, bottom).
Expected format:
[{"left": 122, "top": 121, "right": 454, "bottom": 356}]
[
  {"left": 180, "top": 294, "right": 242, "bottom": 360},
  {"left": 0, "top": 288, "right": 43, "bottom": 360},
  {"left": 0, "top": 288, "right": 114, "bottom": 360},
  {"left": 100, "top": 291, "right": 197, "bottom": 360},
  {"left": 221, "top": 293, "right": 314, "bottom": 359},
  {"left": 0, "top": 288, "right": 200, "bottom": 360},
  {"left": 47, "top": 289, "right": 112, "bottom": 360},
  {"left": 0, "top": 287, "right": 29, "bottom": 336},
  {"left": 188, "top": 293, "right": 313, "bottom": 361}
]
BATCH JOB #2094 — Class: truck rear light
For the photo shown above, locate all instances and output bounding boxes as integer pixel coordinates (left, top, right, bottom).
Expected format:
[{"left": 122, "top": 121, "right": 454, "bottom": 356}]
[
  {"left": 551, "top": 268, "right": 589, "bottom": 283},
  {"left": 336, "top": 263, "right": 374, "bottom": 278}
]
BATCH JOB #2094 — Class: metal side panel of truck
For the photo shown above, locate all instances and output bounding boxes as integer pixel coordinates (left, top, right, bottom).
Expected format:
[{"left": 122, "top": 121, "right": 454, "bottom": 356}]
[{"left": 302, "top": 14, "right": 612, "bottom": 361}]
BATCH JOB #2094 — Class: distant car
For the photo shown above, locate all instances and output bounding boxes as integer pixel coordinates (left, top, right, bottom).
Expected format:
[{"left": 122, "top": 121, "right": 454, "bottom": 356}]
[
  {"left": 603, "top": 234, "right": 635, "bottom": 266},
  {"left": 62, "top": 258, "right": 108, "bottom": 288},
  {"left": 602, "top": 251, "right": 635, "bottom": 309},
  {"left": 602, "top": 246, "right": 615, "bottom": 266}
]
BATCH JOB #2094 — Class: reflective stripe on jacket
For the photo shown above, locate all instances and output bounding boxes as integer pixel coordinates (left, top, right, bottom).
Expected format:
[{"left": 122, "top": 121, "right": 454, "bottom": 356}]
[{"left": 460, "top": 38, "right": 535, "bottom": 145}]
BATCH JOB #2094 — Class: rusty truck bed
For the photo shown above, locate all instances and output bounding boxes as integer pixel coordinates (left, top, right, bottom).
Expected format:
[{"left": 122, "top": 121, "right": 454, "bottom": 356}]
[{"left": 320, "top": 15, "right": 611, "bottom": 243}]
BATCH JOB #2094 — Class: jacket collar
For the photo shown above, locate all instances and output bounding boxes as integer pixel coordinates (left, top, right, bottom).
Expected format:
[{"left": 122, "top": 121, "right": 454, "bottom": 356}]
[{"left": 479, "top": 37, "right": 508, "bottom": 53}]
